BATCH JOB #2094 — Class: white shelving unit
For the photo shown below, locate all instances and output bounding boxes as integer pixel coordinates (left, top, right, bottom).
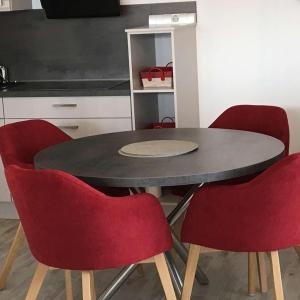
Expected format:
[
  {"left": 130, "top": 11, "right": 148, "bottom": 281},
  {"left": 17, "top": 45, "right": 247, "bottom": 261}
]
[{"left": 126, "top": 25, "right": 199, "bottom": 130}]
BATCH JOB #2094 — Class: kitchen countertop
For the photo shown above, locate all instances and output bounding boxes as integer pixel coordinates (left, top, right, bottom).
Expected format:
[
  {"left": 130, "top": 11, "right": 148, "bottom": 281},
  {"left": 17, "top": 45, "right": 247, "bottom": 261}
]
[{"left": 0, "top": 80, "right": 131, "bottom": 97}]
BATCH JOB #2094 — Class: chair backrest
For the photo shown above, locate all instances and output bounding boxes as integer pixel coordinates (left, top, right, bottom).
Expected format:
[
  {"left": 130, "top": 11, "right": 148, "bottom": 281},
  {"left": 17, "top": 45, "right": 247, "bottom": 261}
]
[
  {"left": 210, "top": 105, "right": 290, "bottom": 155},
  {"left": 0, "top": 120, "right": 71, "bottom": 167},
  {"left": 5, "top": 165, "right": 172, "bottom": 270},
  {"left": 182, "top": 152, "right": 300, "bottom": 252}
]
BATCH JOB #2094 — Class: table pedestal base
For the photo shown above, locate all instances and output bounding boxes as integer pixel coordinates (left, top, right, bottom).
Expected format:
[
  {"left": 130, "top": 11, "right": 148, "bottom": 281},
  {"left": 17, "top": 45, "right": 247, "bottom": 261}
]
[{"left": 98, "top": 184, "right": 208, "bottom": 300}]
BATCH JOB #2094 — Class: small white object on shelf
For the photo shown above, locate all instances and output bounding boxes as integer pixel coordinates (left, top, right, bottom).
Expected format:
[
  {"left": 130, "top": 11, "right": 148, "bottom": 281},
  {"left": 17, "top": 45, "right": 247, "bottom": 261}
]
[{"left": 149, "top": 13, "right": 196, "bottom": 27}]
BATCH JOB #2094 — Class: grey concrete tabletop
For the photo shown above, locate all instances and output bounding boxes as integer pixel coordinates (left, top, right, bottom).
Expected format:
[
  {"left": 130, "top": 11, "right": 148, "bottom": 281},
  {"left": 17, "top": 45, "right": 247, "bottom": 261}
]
[{"left": 34, "top": 128, "right": 285, "bottom": 187}]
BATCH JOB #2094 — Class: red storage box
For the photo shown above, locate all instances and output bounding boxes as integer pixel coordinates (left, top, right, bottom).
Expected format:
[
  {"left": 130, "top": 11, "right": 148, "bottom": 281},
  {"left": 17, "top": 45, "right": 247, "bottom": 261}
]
[
  {"left": 140, "top": 66, "right": 173, "bottom": 89},
  {"left": 151, "top": 117, "right": 176, "bottom": 129}
]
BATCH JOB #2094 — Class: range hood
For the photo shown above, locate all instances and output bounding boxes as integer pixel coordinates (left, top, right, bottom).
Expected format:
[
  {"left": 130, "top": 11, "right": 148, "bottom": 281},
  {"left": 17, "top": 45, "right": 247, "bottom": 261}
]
[{"left": 41, "top": 0, "right": 120, "bottom": 19}]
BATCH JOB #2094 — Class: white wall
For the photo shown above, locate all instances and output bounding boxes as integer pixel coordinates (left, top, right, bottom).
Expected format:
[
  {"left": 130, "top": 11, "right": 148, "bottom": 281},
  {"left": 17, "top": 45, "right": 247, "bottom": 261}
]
[{"left": 196, "top": 0, "right": 300, "bottom": 153}]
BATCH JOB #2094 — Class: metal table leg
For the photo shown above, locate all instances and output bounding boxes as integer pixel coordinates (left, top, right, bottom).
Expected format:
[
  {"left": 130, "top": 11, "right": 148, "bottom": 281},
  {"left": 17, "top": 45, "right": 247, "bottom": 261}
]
[
  {"left": 165, "top": 252, "right": 183, "bottom": 297},
  {"left": 98, "top": 265, "right": 137, "bottom": 300},
  {"left": 167, "top": 183, "right": 209, "bottom": 285},
  {"left": 98, "top": 183, "right": 208, "bottom": 300}
]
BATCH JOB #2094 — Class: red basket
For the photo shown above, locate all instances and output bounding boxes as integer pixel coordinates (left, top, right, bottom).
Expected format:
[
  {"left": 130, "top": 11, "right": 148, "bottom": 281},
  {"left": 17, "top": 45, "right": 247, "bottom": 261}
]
[
  {"left": 151, "top": 117, "right": 176, "bottom": 129},
  {"left": 140, "top": 63, "right": 173, "bottom": 89}
]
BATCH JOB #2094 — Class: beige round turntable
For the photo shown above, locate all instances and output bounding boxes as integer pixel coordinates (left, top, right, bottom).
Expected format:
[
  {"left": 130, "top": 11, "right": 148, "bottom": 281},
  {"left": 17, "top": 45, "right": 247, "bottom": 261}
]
[{"left": 119, "top": 140, "right": 199, "bottom": 158}]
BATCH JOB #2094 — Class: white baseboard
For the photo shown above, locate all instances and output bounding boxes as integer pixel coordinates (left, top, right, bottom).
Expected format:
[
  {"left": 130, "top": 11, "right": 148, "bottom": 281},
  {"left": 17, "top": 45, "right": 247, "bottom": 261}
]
[{"left": 0, "top": 202, "right": 19, "bottom": 219}]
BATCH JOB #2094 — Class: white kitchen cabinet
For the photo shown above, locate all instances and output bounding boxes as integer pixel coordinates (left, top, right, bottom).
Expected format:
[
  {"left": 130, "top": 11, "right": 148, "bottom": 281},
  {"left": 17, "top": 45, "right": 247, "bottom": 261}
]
[
  {"left": 3, "top": 96, "right": 131, "bottom": 119},
  {"left": 6, "top": 118, "right": 132, "bottom": 139},
  {"left": 0, "top": 95, "right": 132, "bottom": 217},
  {"left": 0, "top": 0, "right": 32, "bottom": 11}
]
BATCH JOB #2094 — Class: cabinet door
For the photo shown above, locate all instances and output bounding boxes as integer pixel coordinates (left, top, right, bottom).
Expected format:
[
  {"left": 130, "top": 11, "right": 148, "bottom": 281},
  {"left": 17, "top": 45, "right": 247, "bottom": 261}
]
[
  {"left": 6, "top": 118, "right": 132, "bottom": 139},
  {"left": 0, "top": 120, "right": 11, "bottom": 203},
  {"left": 4, "top": 96, "right": 131, "bottom": 119}
]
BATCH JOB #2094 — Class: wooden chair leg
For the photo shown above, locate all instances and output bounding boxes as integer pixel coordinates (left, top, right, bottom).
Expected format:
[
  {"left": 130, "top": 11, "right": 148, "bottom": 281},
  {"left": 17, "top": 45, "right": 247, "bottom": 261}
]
[
  {"left": 270, "top": 251, "right": 284, "bottom": 300},
  {"left": 64, "top": 270, "right": 73, "bottom": 300},
  {"left": 294, "top": 246, "right": 300, "bottom": 258},
  {"left": 181, "top": 244, "right": 201, "bottom": 300},
  {"left": 257, "top": 252, "right": 268, "bottom": 293},
  {"left": 90, "top": 271, "right": 96, "bottom": 300},
  {"left": 82, "top": 271, "right": 92, "bottom": 300},
  {"left": 25, "top": 263, "right": 48, "bottom": 300},
  {"left": 0, "top": 223, "right": 25, "bottom": 289},
  {"left": 248, "top": 252, "right": 257, "bottom": 296},
  {"left": 154, "top": 253, "right": 177, "bottom": 300}
]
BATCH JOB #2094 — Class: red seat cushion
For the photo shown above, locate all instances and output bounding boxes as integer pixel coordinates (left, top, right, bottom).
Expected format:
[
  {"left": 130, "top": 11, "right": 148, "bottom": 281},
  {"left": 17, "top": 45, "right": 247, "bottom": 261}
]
[
  {"left": 6, "top": 165, "right": 172, "bottom": 270},
  {"left": 181, "top": 153, "right": 300, "bottom": 252},
  {"left": 172, "top": 105, "right": 290, "bottom": 196}
]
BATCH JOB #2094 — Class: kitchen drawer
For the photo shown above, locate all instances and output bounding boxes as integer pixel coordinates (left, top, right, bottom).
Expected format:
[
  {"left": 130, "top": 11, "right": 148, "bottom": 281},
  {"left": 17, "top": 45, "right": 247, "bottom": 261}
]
[
  {"left": 3, "top": 96, "right": 131, "bottom": 119},
  {"left": 5, "top": 118, "right": 132, "bottom": 139}
]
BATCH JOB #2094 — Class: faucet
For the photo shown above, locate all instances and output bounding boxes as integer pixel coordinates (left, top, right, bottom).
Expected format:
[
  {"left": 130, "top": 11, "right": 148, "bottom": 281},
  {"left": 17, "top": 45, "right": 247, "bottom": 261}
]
[{"left": 0, "top": 66, "right": 8, "bottom": 84}]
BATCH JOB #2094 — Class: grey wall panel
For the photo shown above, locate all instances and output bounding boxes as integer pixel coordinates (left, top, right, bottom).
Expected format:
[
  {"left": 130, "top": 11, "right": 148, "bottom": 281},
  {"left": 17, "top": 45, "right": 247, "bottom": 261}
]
[{"left": 0, "top": 2, "right": 196, "bottom": 81}]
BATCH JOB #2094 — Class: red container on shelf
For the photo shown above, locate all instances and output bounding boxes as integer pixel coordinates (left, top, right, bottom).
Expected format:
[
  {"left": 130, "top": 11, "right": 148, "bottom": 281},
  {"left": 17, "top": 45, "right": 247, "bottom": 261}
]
[
  {"left": 140, "top": 64, "right": 173, "bottom": 89},
  {"left": 151, "top": 117, "right": 176, "bottom": 129}
]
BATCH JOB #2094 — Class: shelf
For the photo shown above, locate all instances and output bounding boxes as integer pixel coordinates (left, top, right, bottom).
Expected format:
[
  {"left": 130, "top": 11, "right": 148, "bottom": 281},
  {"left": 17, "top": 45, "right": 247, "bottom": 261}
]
[{"left": 133, "top": 89, "right": 174, "bottom": 94}]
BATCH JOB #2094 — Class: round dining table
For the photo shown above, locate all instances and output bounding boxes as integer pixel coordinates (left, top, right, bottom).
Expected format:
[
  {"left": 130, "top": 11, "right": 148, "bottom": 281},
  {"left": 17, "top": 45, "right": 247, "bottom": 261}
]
[{"left": 34, "top": 128, "right": 285, "bottom": 300}]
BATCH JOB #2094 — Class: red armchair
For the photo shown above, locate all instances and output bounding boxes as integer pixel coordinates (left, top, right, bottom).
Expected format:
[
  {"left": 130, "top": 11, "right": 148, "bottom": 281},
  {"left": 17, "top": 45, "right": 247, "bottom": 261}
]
[
  {"left": 181, "top": 153, "right": 300, "bottom": 300},
  {"left": 174, "top": 105, "right": 290, "bottom": 295},
  {"left": 210, "top": 105, "right": 290, "bottom": 295},
  {"left": 210, "top": 105, "right": 289, "bottom": 155},
  {"left": 0, "top": 119, "right": 128, "bottom": 290},
  {"left": 5, "top": 165, "right": 176, "bottom": 300},
  {"left": 0, "top": 120, "right": 71, "bottom": 290}
]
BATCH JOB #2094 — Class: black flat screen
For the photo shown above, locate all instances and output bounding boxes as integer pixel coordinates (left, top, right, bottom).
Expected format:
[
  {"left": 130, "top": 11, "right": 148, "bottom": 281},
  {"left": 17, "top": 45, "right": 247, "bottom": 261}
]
[{"left": 41, "top": 0, "right": 120, "bottom": 19}]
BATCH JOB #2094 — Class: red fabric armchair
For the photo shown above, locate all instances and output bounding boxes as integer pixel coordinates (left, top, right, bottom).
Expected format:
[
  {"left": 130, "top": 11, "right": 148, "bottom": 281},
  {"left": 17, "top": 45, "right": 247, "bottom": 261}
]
[
  {"left": 0, "top": 119, "right": 128, "bottom": 290},
  {"left": 0, "top": 120, "right": 72, "bottom": 168},
  {"left": 173, "top": 105, "right": 290, "bottom": 296},
  {"left": 6, "top": 165, "right": 176, "bottom": 300},
  {"left": 210, "top": 105, "right": 290, "bottom": 155},
  {"left": 181, "top": 153, "right": 300, "bottom": 300},
  {"left": 0, "top": 120, "right": 71, "bottom": 290}
]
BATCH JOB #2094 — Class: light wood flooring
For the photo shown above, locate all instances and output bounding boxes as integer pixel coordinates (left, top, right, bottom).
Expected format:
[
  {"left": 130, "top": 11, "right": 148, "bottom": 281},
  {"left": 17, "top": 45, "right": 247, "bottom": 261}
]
[{"left": 1, "top": 219, "right": 300, "bottom": 300}]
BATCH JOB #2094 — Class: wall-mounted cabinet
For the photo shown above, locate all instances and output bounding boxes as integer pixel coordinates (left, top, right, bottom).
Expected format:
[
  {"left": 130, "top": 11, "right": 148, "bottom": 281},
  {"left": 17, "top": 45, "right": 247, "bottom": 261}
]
[
  {"left": 0, "top": 0, "right": 31, "bottom": 11},
  {"left": 126, "top": 25, "right": 199, "bottom": 130}
]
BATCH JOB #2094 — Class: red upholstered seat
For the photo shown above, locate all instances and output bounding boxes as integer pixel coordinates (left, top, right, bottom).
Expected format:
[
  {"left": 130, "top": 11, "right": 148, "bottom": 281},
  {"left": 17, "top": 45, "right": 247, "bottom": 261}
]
[
  {"left": 180, "top": 153, "right": 300, "bottom": 300},
  {"left": 0, "top": 119, "right": 129, "bottom": 196},
  {"left": 0, "top": 120, "right": 71, "bottom": 167},
  {"left": 210, "top": 105, "right": 289, "bottom": 155},
  {"left": 172, "top": 105, "right": 289, "bottom": 195},
  {"left": 178, "top": 105, "right": 290, "bottom": 299},
  {"left": 181, "top": 152, "right": 300, "bottom": 252},
  {"left": 0, "top": 120, "right": 128, "bottom": 290},
  {"left": 5, "top": 164, "right": 172, "bottom": 270}
]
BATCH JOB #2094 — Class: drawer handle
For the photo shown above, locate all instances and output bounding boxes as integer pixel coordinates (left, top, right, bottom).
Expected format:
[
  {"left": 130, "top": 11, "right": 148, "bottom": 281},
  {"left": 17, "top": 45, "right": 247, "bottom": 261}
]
[
  {"left": 52, "top": 104, "right": 77, "bottom": 108},
  {"left": 58, "top": 125, "right": 79, "bottom": 130}
]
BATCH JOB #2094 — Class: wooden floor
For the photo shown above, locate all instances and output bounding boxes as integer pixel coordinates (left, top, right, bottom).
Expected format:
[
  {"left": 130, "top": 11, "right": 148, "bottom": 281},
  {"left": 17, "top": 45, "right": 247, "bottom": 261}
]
[{"left": 1, "top": 219, "right": 300, "bottom": 300}]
